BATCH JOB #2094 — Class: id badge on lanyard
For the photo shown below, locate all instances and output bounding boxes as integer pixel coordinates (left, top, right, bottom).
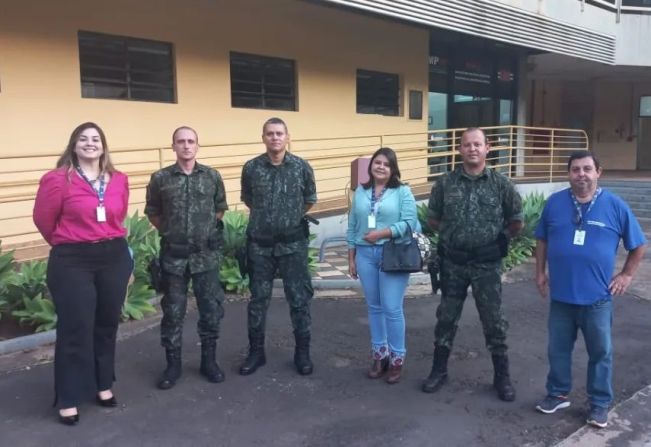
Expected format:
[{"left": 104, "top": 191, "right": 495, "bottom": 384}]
[
  {"left": 368, "top": 186, "right": 385, "bottom": 229},
  {"left": 76, "top": 166, "right": 106, "bottom": 223},
  {"left": 571, "top": 188, "right": 601, "bottom": 247},
  {"left": 96, "top": 206, "right": 107, "bottom": 222}
]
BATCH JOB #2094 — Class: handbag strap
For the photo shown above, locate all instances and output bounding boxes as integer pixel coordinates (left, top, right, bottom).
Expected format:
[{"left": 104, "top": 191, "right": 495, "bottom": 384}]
[{"left": 397, "top": 187, "right": 414, "bottom": 242}]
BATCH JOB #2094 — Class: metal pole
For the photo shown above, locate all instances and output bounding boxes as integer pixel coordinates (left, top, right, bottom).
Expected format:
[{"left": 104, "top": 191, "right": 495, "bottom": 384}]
[
  {"left": 616, "top": 0, "right": 622, "bottom": 23},
  {"left": 508, "top": 126, "right": 514, "bottom": 178},
  {"left": 451, "top": 130, "right": 456, "bottom": 171},
  {"left": 549, "top": 129, "right": 555, "bottom": 182}
]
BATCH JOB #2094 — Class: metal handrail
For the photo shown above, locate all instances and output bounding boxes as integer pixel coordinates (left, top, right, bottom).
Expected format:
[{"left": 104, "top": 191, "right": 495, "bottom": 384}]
[{"left": 0, "top": 125, "right": 588, "bottom": 249}]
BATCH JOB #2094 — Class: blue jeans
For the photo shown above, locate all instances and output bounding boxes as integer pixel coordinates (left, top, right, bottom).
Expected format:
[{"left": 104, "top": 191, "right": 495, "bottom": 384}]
[
  {"left": 546, "top": 299, "right": 613, "bottom": 408},
  {"left": 355, "top": 245, "right": 410, "bottom": 362}
]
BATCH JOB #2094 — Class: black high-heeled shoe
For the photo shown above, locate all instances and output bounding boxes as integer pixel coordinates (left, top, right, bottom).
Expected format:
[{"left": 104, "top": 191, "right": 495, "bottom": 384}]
[
  {"left": 58, "top": 411, "right": 80, "bottom": 426},
  {"left": 96, "top": 395, "right": 118, "bottom": 407}
]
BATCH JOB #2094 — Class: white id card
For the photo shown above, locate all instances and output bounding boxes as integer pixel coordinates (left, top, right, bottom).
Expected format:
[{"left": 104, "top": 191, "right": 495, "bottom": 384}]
[
  {"left": 573, "top": 230, "right": 585, "bottom": 246},
  {"left": 96, "top": 206, "right": 107, "bottom": 222},
  {"left": 367, "top": 214, "right": 376, "bottom": 229}
]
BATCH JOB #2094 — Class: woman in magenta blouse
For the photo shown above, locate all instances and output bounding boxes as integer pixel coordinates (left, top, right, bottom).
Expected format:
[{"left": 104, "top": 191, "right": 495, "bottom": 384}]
[{"left": 33, "top": 122, "right": 132, "bottom": 425}]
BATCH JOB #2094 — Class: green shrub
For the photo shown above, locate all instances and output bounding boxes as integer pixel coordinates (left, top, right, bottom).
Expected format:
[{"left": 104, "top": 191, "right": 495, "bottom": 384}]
[
  {"left": 4, "top": 259, "right": 51, "bottom": 325},
  {"left": 11, "top": 292, "right": 57, "bottom": 332},
  {"left": 219, "top": 256, "right": 250, "bottom": 294},
  {"left": 222, "top": 211, "right": 248, "bottom": 258},
  {"left": 124, "top": 211, "right": 160, "bottom": 285},
  {"left": 123, "top": 211, "right": 159, "bottom": 320},
  {"left": 0, "top": 244, "right": 17, "bottom": 320},
  {"left": 121, "top": 279, "right": 156, "bottom": 321}
]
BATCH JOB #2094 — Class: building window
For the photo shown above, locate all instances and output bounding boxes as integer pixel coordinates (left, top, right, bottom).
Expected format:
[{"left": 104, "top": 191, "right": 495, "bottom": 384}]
[
  {"left": 230, "top": 52, "right": 296, "bottom": 111},
  {"left": 78, "top": 31, "right": 175, "bottom": 103},
  {"left": 640, "top": 96, "right": 651, "bottom": 117},
  {"left": 356, "top": 69, "right": 400, "bottom": 116}
]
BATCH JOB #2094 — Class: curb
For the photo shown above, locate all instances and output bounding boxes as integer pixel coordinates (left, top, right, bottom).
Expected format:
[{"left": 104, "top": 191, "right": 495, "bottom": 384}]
[
  {"left": 0, "top": 295, "right": 163, "bottom": 357},
  {"left": 305, "top": 272, "right": 431, "bottom": 290},
  {"left": 555, "top": 384, "right": 651, "bottom": 446},
  {"left": 0, "top": 276, "right": 431, "bottom": 356},
  {"left": 0, "top": 329, "right": 56, "bottom": 356}
]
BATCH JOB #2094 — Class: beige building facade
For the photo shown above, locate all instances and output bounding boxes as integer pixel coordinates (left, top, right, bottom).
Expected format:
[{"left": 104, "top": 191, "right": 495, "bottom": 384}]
[{"left": 1, "top": 0, "right": 650, "bottom": 248}]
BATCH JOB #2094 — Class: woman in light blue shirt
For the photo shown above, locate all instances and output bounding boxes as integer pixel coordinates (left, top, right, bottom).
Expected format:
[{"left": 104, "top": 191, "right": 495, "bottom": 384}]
[{"left": 347, "top": 147, "right": 418, "bottom": 384}]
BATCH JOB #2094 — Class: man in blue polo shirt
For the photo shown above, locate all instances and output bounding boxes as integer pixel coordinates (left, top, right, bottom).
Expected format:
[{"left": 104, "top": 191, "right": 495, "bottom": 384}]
[{"left": 534, "top": 150, "right": 647, "bottom": 428}]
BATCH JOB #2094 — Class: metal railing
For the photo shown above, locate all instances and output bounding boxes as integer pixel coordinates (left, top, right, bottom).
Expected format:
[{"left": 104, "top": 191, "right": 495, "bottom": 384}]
[
  {"left": 0, "top": 125, "right": 588, "bottom": 252},
  {"left": 581, "top": 0, "right": 651, "bottom": 22}
]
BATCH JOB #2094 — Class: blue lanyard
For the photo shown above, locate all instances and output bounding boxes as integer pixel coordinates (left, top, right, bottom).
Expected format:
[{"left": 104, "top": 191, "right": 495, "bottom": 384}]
[
  {"left": 570, "top": 187, "right": 601, "bottom": 229},
  {"left": 370, "top": 185, "right": 386, "bottom": 215},
  {"left": 75, "top": 166, "right": 105, "bottom": 205}
]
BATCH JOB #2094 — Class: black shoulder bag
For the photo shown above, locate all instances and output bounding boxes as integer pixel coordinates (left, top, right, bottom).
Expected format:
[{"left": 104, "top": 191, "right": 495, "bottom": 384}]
[{"left": 381, "top": 222, "right": 423, "bottom": 273}]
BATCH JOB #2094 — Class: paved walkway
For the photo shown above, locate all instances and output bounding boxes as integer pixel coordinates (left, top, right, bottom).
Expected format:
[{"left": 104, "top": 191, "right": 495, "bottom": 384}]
[
  {"left": 1, "top": 279, "right": 650, "bottom": 446},
  {"left": 1, "top": 223, "right": 649, "bottom": 446}
]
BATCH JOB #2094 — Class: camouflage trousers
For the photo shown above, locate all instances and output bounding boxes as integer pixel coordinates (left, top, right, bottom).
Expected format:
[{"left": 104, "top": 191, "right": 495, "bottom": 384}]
[
  {"left": 160, "top": 266, "right": 225, "bottom": 350},
  {"left": 434, "top": 257, "right": 509, "bottom": 355},
  {"left": 247, "top": 248, "right": 313, "bottom": 337}
]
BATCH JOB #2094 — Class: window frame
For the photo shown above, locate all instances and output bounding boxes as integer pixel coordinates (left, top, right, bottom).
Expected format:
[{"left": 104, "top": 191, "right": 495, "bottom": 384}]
[
  {"left": 229, "top": 51, "right": 297, "bottom": 111},
  {"left": 78, "top": 30, "right": 176, "bottom": 103},
  {"left": 356, "top": 69, "right": 401, "bottom": 117}
]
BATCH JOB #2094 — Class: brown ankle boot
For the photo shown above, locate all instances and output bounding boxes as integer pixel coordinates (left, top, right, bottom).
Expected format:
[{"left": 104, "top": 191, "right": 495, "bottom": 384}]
[
  {"left": 367, "top": 357, "right": 389, "bottom": 379},
  {"left": 385, "top": 363, "right": 402, "bottom": 384}
]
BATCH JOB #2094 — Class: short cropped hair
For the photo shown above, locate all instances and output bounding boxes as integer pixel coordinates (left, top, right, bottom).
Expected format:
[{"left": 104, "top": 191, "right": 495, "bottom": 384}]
[
  {"left": 567, "top": 150, "right": 600, "bottom": 171},
  {"left": 262, "top": 117, "right": 288, "bottom": 134}
]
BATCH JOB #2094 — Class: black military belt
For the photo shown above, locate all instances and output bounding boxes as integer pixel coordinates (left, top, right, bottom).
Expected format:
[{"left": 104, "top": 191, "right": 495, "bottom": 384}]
[
  {"left": 248, "top": 229, "right": 306, "bottom": 247},
  {"left": 439, "top": 241, "right": 502, "bottom": 265}
]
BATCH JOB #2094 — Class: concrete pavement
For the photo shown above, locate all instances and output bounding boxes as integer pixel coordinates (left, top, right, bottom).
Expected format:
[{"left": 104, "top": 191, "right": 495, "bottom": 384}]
[{"left": 1, "top": 277, "right": 650, "bottom": 447}]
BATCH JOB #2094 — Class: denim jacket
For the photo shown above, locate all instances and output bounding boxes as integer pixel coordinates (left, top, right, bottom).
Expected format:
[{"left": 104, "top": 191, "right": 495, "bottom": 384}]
[{"left": 346, "top": 183, "right": 418, "bottom": 248}]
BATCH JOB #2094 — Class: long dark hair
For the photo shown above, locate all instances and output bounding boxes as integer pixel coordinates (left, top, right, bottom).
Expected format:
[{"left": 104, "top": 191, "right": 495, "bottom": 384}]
[
  {"left": 361, "top": 147, "right": 402, "bottom": 189},
  {"left": 56, "top": 122, "right": 115, "bottom": 173}
]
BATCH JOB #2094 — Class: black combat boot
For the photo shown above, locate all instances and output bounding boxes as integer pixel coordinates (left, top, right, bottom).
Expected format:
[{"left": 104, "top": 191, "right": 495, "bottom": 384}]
[
  {"left": 157, "top": 348, "right": 182, "bottom": 390},
  {"left": 200, "top": 341, "right": 225, "bottom": 383},
  {"left": 294, "top": 331, "right": 313, "bottom": 376},
  {"left": 239, "top": 334, "right": 266, "bottom": 376},
  {"left": 492, "top": 354, "right": 516, "bottom": 401},
  {"left": 422, "top": 346, "right": 450, "bottom": 393}
]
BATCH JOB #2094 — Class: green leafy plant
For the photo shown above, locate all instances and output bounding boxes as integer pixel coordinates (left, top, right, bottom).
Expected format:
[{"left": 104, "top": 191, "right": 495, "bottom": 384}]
[
  {"left": 219, "top": 256, "right": 250, "bottom": 294},
  {"left": 6, "top": 260, "right": 48, "bottom": 301},
  {"left": 222, "top": 211, "right": 248, "bottom": 258},
  {"left": 0, "top": 243, "right": 17, "bottom": 320},
  {"left": 417, "top": 203, "right": 439, "bottom": 247},
  {"left": 11, "top": 293, "right": 57, "bottom": 332},
  {"left": 122, "top": 211, "right": 160, "bottom": 320},
  {"left": 121, "top": 279, "right": 157, "bottom": 321},
  {"left": 3, "top": 259, "right": 50, "bottom": 323},
  {"left": 502, "top": 192, "right": 546, "bottom": 272},
  {"left": 124, "top": 211, "right": 160, "bottom": 285}
]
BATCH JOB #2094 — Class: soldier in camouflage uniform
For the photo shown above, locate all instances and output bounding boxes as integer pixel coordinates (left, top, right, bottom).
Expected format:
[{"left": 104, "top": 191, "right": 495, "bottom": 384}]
[
  {"left": 422, "top": 127, "right": 523, "bottom": 401},
  {"left": 145, "top": 126, "right": 228, "bottom": 389},
  {"left": 238, "top": 117, "right": 317, "bottom": 376}
]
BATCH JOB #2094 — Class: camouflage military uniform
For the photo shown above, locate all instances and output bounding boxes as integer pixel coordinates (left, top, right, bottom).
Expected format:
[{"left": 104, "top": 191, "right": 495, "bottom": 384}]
[
  {"left": 145, "top": 162, "right": 228, "bottom": 350},
  {"left": 241, "top": 151, "right": 317, "bottom": 337},
  {"left": 428, "top": 166, "right": 522, "bottom": 355}
]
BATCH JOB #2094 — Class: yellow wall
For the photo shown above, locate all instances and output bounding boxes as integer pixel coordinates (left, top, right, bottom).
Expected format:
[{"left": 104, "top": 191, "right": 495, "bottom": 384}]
[{"left": 0, "top": 0, "right": 429, "bottom": 246}]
